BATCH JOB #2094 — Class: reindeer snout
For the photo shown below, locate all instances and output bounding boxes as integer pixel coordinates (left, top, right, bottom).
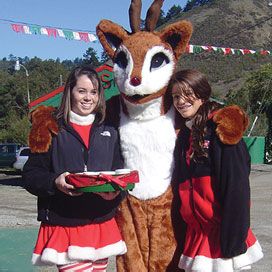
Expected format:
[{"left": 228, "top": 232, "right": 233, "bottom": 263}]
[{"left": 130, "top": 76, "right": 141, "bottom": 86}]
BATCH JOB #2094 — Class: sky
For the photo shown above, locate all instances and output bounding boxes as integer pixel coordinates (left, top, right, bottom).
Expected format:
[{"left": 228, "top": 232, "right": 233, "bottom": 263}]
[{"left": 0, "top": 0, "right": 187, "bottom": 61}]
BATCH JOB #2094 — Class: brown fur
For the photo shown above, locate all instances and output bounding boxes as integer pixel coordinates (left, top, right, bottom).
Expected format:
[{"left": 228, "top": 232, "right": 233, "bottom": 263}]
[
  {"left": 158, "top": 21, "right": 193, "bottom": 60},
  {"left": 96, "top": 19, "right": 192, "bottom": 66},
  {"left": 129, "top": 0, "right": 142, "bottom": 33},
  {"left": 145, "top": 0, "right": 164, "bottom": 31},
  {"left": 28, "top": 105, "right": 59, "bottom": 153},
  {"left": 213, "top": 105, "right": 249, "bottom": 145},
  {"left": 96, "top": 20, "right": 128, "bottom": 59},
  {"left": 116, "top": 187, "right": 184, "bottom": 272}
]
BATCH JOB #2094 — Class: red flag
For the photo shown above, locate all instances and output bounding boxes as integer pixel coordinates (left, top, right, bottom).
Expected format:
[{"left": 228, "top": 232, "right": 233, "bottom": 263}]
[
  {"left": 79, "top": 32, "right": 89, "bottom": 42},
  {"left": 46, "top": 28, "right": 57, "bottom": 37},
  {"left": 11, "top": 24, "right": 24, "bottom": 33}
]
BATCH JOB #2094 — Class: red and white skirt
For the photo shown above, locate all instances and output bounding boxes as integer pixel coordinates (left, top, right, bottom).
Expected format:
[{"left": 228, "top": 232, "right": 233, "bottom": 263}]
[
  {"left": 179, "top": 228, "right": 263, "bottom": 272},
  {"left": 32, "top": 218, "right": 127, "bottom": 266}
]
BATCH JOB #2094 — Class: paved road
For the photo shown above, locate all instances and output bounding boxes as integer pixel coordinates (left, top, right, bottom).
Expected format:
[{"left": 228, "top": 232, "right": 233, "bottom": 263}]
[{"left": 0, "top": 165, "right": 271, "bottom": 271}]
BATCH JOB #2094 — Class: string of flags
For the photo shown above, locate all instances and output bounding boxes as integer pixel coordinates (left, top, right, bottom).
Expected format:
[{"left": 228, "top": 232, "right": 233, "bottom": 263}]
[
  {"left": 186, "top": 44, "right": 271, "bottom": 56},
  {"left": 8, "top": 21, "right": 271, "bottom": 56},
  {"left": 10, "top": 23, "right": 97, "bottom": 43}
]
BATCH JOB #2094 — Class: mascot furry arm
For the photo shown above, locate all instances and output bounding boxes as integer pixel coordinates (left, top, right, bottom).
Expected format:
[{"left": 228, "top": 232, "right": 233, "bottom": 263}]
[{"left": 29, "top": 106, "right": 58, "bottom": 153}]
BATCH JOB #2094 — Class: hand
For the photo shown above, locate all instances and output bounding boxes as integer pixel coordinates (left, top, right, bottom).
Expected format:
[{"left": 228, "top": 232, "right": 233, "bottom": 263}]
[
  {"left": 94, "top": 191, "right": 120, "bottom": 200},
  {"left": 55, "top": 172, "right": 83, "bottom": 196}
]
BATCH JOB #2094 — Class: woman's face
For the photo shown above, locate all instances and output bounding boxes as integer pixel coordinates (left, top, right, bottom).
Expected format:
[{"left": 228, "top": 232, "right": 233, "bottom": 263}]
[
  {"left": 172, "top": 83, "right": 203, "bottom": 119},
  {"left": 71, "top": 75, "right": 99, "bottom": 116}
]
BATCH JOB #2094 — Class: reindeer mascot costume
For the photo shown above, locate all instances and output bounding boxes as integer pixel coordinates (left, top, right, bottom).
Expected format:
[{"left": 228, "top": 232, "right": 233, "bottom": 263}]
[
  {"left": 96, "top": 0, "right": 248, "bottom": 271},
  {"left": 97, "top": 1, "right": 192, "bottom": 271}
]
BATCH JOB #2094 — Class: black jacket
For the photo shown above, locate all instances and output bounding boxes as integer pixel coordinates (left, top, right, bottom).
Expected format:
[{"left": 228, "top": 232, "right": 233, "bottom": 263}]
[
  {"left": 174, "top": 119, "right": 251, "bottom": 258},
  {"left": 23, "top": 119, "right": 125, "bottom": 226}
]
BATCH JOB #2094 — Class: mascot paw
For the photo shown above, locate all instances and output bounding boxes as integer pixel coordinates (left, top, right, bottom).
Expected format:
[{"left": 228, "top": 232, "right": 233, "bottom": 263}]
[
  {"left": 29, "top": 105, "right": 59, "bottom": 153},
  {"left": 213, "top": 105, "right": 249, "bottom": 145}
]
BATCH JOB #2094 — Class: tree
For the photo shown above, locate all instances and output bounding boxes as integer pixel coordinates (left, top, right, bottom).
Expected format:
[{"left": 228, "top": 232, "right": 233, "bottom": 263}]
[
  {"left": 141, "top": 9, "right": 165, "bottom": 28},
  {"left": 156, "top": 9, "right": 166, "bottom": 27},
  {"left": 83, "top": 47, "right": 101, "bottom": 67},
  {"left": 165, "top": 5, "right": 182, "bottom": 22},
  {"left": 184, "top": 0, "right": 212, "bottom": 12},
  {"left": 100, "top": 50, "right": 110, "bottom": 64},
  {"left": 0, "top": 109, "right": 30, "bottom": 144},
  {"left": 226, "top": 64, "right": 272, "bottom": 161}
]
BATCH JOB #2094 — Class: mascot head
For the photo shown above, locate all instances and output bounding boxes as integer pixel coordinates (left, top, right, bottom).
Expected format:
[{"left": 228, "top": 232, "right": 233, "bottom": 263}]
[{"left": 96, "top": 0, "right": 192, "bottom": 107}]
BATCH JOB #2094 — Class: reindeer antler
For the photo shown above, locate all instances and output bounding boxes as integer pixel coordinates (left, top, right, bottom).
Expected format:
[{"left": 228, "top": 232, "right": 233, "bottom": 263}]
[
  {"left": 129, "top": 0, "right": 142, "bottom": 33},
  {"left": 145, "top": 0, "right": 164, "bottom": 31}
]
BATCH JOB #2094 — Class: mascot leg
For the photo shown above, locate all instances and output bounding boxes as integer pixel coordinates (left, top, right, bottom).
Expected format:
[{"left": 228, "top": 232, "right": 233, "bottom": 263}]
[
  {"left": 116, "top": 187, "right": 184, "bottom": 272},
  {"left": 148, "top": 187, "right": 183, "bottom": 272},
  {"left": 116, "top": 195, "right": 149, "bottom": 271}
]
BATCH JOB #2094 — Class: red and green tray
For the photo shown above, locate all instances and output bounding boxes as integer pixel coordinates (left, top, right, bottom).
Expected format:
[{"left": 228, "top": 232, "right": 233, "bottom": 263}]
[{"left": 66, "top": 170, "right": 139, "bottom": 192}]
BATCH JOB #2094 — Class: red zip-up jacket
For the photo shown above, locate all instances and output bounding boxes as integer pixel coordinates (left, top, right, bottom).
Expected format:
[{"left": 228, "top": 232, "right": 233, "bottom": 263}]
[{"left": 174, "top": 118, "right": 251, "bottom": 258}]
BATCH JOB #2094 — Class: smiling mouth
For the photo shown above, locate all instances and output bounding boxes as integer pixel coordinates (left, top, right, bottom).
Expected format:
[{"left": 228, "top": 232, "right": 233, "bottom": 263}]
[
  {"left": 81, "top": 103, "right": 93, "bottom": 108},
  {"left": 122, "top": 93, "right": 150, "bottom": 103}
]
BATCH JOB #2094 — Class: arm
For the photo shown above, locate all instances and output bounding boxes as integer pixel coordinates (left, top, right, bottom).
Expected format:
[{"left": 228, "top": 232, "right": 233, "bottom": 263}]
[
  {"left": 22, "top": 150, "right": 59, "bottom": 197},
  {"left": 213, "top": 137, "right": 251, "bottom": 258}
]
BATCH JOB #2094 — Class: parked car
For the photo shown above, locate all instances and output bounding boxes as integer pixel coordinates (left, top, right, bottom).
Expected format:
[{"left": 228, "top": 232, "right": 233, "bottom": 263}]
[
  {"left": 0, "top": 143, "right": 22, "bottom": 167},
  {"left": 13, "top": 147, "right": 30, "bottom": 171}
]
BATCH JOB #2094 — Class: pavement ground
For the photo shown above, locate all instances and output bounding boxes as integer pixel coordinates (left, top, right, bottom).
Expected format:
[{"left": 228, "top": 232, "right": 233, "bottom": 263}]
[{"left": 0, "top": 165, "right": 271, "bottom": 272}]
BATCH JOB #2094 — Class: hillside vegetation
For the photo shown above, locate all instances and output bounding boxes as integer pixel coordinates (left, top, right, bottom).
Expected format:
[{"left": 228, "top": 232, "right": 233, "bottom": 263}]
[{"left": 166, "top": 0, "right": 272, "bottom": 98}]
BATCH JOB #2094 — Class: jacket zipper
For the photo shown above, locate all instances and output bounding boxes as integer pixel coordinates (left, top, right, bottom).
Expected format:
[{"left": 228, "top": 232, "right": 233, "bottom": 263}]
[
  {"left": 82, "top": 147, "right": 88, "bottom": 172},
  {"left": 45, "top": 208, "right": 49, "bottom": 221}
]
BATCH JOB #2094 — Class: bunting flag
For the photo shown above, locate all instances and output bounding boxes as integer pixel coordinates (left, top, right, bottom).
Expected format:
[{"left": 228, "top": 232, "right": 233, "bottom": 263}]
[
  {"left": 11, "top": 23, "right": 97, "bottom": 43},
  {"left": 186, "top": 44, "right": 271, "bottom": 56},
  {"left": 8, "top": 21, "right": 271, "bottom": 55}
]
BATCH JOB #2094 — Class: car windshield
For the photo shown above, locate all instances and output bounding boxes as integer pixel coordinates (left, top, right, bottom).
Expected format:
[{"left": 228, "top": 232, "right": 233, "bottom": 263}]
[{"left": 20, "top": 149, "right": 30, "bottom": 156}]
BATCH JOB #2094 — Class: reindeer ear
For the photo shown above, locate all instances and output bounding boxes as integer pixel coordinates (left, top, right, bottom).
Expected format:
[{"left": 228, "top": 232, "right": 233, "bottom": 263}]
[
  {"left": 158, "top": 20, "right": 193, "bottom": 60},
  {"left": 96, "top": 20, "right": 129, "bottom": 59}
]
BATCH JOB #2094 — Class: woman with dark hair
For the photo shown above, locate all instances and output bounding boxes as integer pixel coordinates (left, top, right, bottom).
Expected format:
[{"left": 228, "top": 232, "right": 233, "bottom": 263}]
[
  {"left": 23, "top": 66, "right": 127, "bottom": 271},
  {"left": 170, "top": 69, "right": 263, "bottom": 272}
]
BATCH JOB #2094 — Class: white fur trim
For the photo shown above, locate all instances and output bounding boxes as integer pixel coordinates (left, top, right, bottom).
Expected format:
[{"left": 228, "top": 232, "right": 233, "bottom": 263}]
[
  {"left": 119, "top": 107, "right": 176, "bottom": 200},
  {"left": 114, "top": 45, "right": 175, "bottom": 97},
  {"left": 32, "top": 240, "right": 127, "bottom": 266},
  {"left": 179, "top": 240, "right": 263, "bottom": 272},
  {"left": 69, "top": 111, "right": 95, "bottom": 125},
  {"left": 123, "top": 96, "right": 163, "bottom": 120},
  {"left": 233, "top": 241, "right": 263, "bottom": 269}
]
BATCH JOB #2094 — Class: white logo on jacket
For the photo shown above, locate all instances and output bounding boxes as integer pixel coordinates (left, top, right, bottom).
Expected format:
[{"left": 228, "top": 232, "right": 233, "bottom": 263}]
[{"left": 100, "top": 131, "right": 111, "bottom": 137}]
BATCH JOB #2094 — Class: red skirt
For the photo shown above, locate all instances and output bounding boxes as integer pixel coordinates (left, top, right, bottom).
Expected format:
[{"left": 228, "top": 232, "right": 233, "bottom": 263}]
[
  {"left": 179, "top": 228, "right": 263, "bottom": 272},
  {"left": 32, "top": 218, "right": 127, "bottom": 266}
]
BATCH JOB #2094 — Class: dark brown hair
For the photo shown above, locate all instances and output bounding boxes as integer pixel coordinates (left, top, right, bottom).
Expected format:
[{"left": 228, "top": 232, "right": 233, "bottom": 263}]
[
  {"left": 56, "top": 66, "right": 105, "bottom": 124},
  {"left": 169, "top": 69, "right": 222, "bottom": 160}
]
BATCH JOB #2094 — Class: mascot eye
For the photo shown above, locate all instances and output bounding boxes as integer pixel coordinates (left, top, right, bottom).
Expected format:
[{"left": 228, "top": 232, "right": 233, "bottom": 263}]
[
  {"left": 115, "top": 51, "right": 128, "bottom": 69},
  {"left": 150, "top": 53, "right": 169, "bottom": 71}
]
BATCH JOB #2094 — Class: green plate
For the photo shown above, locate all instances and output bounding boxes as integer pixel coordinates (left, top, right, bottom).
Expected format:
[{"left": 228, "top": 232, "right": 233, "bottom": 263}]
[{"left": 77, "top": 183, "right": 135, "bottom": 193}]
